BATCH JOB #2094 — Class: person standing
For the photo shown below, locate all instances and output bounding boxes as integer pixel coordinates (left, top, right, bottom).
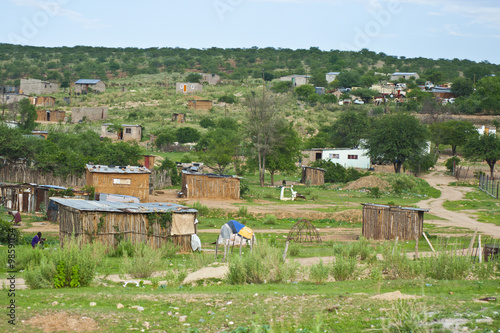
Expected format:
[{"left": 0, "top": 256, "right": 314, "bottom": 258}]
[{"left": 8, "top": 210, "right": 22, "bottom": 225}]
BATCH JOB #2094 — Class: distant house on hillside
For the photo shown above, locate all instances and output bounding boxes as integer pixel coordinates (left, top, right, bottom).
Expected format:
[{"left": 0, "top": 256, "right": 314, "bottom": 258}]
[
  {"left": 201, "top": 73, "right": 221, "bottom": 85},
  {"left": 75, "top": 79, "right": 106, "bottom": 94},
  {"left": 20, "top": 79, "right": 58, "bottom": 95},
  {"left": 279, "top": 74, "right": 311, "bottom": 87},
  {"left": 36, "top": 110, "right": 66, "bottom": 122},
  {"left": 71, "top": 107, "right": 108, "bottom": 123},
  {"left": 325, "top": 72, "right": 340, "bottom": 83},
  {"left": 188, "top": 99, "right": 212, "bottom": 110},
  {"left": 101, "top": 124, "right": 142, "bottom": 142},
  {"left": 477, "top": 125, "right": 497, "bottom": 136},
  {"left": 176, "top": 82, "right": 203, "bottom": 94},
  {"left": 302, "top": 148, "right": 371, "bottom": 169},
  {"left": 390, "top": 72, "right": 420, "bottom": 81},
  {"left": 29, "top": 96, "right": 55, "bottom": 107}
]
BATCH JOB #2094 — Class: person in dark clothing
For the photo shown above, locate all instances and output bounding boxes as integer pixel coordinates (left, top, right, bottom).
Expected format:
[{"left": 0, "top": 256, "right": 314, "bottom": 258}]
[
  {"left": 8, "top": 211, "right": 22, "bottom": 225},
  {"left": 32, "top": 232, "right": 42, "bottom": 249}
]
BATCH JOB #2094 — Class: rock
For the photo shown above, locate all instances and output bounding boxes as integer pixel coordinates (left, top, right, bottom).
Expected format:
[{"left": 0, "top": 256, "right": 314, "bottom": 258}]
[
  {"left": 137, "top": 306, "right": 144, "bottom": 312},
  {"left": 229, "top": 321, "right": 234, "bottom": 325},
  {"left": 179, "top": 315, "right": 187, "bottom": 322},
  {"left": 117, "top": 303, "right": 124, "bottom": 309},
  {"left": 167, "top": 311, "right": 173, "bottom": 316},
  {"left": 90, "top": 302, "right": 97, "bottom": 307},
  {"left": 143, "top": 322, "right": 150, "bottom": 329},
  {"left": 51, "top": 301, "right": 59, "bottom": 306}
]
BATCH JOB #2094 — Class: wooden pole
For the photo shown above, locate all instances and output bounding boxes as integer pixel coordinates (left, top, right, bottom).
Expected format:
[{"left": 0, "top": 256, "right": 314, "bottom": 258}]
[
  {"left": 239, "top": 237, "right": 243, "bottom": 257},
  {"left": 422, "top": 232, "right": 435, "bottom": 253},
  {"left": 223, "top": 239, "right": 228, "bottom": 262},
  {"left": 392, "top": 236, "right": 399, "bottom": 254},
  {"left": 215, "top": 235, "right": 219, "bottom": 260},
  {"left": 415, "top": 236, "right": 419, "bottom": 260},
  {"left": 467, "top": 229, "right": 478, "bottom": 256},
  {"left": 283, "top": 241, "right": 290, "bottom": 261},
  {"left": 478, "top": 235, "right": 482, "bottom": 263}
]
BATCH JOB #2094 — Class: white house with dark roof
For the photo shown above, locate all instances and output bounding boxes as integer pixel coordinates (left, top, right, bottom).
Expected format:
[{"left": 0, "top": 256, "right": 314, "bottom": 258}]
[
  {"left": 302, "top": 148, "right": 371, "bottom": 169},
  {"left": 75, "top": 79, "right": 106, "bottom": 93},
  {"left": 326, "top": 72, "right": 340, "bottom": 83},
  {"left": 279, "top": 74, "right": 311, "bottom": 87},
  {"left": 390, "top": 72, "right": 420, "bottom": 81}
]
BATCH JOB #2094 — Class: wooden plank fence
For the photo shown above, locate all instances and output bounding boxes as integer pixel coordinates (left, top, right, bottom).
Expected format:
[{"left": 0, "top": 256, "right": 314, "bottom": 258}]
[
  {"left": 0, "top": 162, "right": 86, "bottom": 187},
  {"left": 478, "top": 172, "right": 500, "bottom": 199}
]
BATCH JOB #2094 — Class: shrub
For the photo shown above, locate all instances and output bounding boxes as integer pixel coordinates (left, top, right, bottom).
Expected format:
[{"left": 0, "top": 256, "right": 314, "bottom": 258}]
[
  {"left": 309, "top": 260, "right": 330, "bottom": 284},
  {"left": 164, "top": 269, "right": 188, "bottom": 287},
  {"left": 288, "top": 242, "right": 300, "bottom": 257},
  {"left": 0, "top": 219, "right": 21, "bottom": 245},
  {"left": 381, "top": 246, "right": 419, "bottom": 280},
  {"left": 107, "top": 240, "right": 134, "bottom": 258},
  {"left": 190, "top": 202, "right": 209, "bottom": 217},
  {"left": 123, "top": 242, "right": 163, "bottom": 279},
  {"left": 237, "top": 206, "right": 248, "bottom": 217},
  {"left": 239, "top": 180, "right": 250, "bottom": 197},
  {"left": 331, "top": 256, "right": 357, "bottom": 281},
  {"left": 419, "top": 252, "right": 471, "bottom": 280},
  {"left": 445, "top": 156, "right": 461, "bottom": 173},
  {"left": 368, "top": 187, "right": 381, "bottom": 198},
  {"left": 262, "top": 214, "right": 277, "bottom": 225}
]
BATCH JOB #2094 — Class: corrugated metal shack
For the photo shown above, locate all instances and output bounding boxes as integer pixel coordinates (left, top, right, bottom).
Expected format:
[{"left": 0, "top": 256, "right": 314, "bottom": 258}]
[
  {"left": 362, "top": 203, "right": 429, "bottom": 240},
  {"left": 86, "top": 164, "right": 151, "bottom": 202},
  {"left": 181, "top": 171, "right": 241, "bottom": 200},
  {"left": 301, "top": 166, "right": 325, "bottom": 186},
  {"left": 52, "top": 198, "right": 198, "bottom": 251}
]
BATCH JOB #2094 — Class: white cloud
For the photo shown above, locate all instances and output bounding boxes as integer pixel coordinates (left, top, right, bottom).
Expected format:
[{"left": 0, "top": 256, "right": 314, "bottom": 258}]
[{"left": 9, "top": 0, "right": 107, "bottom": 29}]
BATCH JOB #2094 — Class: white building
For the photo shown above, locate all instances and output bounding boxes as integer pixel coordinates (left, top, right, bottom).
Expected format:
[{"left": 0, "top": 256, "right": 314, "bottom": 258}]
[
  {"left": 302, "top": 148, "right": 371, "bottom": 169},
  {"left": 325, "top": 72, "right": 340, "bottom": 83},
  {"left": 477, "top": 125, "right": 497, "bottom": 136},
  {"left": 390, "top": 72, "right": 420, "bottom": 81}
]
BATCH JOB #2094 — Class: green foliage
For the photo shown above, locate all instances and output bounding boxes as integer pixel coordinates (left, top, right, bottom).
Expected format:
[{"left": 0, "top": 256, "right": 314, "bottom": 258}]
[
  {"left": 122, "top": 242, "right": 163, "bottom": 279},
  {"left": 54, "top": 261, "right": 66, "bottom": 288},
  {"left": 70, "top": 266, "right": 80, "bottom": 288},
  {"left": 464, "top": 132, "right": 500, "bottom": 178},
  {"left": 262, "top": 214, "right": 277, "bottom": 225},
  {"left": 18, "top": 98, "right": 37, "bottom": 132},
  {"left": 451, "top": 77, "right": 474, "bottom": 97},
  {"left": 175, "top": 127, "right": 201, "bottom": 143},
  {"left": 0, "top": 218, "right": 20, "bottom": 244},
  {"left": 328, "top": 109, "right": 369, "bottom": 148},
  {"left": 196, "top": 126, "right": 240, "bottom": 174},
  {"left": 226, "top": 242, "right": 300, "bottom": 284},
  {"left": 383, "top": 173, "right": 440, "bottom": 197},
  {"left": 404, "top": 152, "right": 437, "bottom": 176},
  {"left": 271, "top": 80, "right": 293, "bottom": 93},
  {"left": 239, "top": 179, "right": 250, "bottom": 197},
  {"left": 445, "top": 156, "right": 461, "bottom": 172},
  {"left": 190, "top": 201, "right": 209, "bottom": 217},
  {"left": 309, "top": 259, "right": 330, "bottom": 284},
  {"left": 199, "top": 116, "right": 216, "bottom": 129},
  {"left": 430, "top": 120, "right": 476, "bottom": 155},
  {"left": 185, "top": 73, "right": 202, "bottom": 83},
  {"left": 159, "top": 157, "right": 181, "bottom": 185},
  {"left": 294, "top": 85, "right": 315, "bottom": 100},
  {"left": 218, "top": 94, "right": 238, "bottom": 104},
  {"left": 331, "top": 256, "right": 357, "bottom": 281},
  {"left": 311, "top": 160, "right": 365, "bottom": 183},
  {"left": 365, "top": 113, "right": 430, "bottom": 173},
  {"left": 419, "top": 253, "right": 471, "bottom": 280},
  {"left": 288, "top": 242, "right": 301, "bottom": 257},
  {"left": 368, "top": 187, "right": 381, "bottom": 198},
  {"left": 107, "top": 240, "right": 134, "bottom": 258},
  {"left": 237, "top": 206, "right": 248, "bottom": 217},
  {"left": 155, "top": 130, "right": 176, "bottom": 148},
  {"left": 147, "top": 212, "right": 172, "bottom": 230}
]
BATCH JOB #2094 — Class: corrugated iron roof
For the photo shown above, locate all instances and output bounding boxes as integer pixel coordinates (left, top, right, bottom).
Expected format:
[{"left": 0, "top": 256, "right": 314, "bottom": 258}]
[
  {"left": 362, "top": 203, "right": 429, "bottom": 212},
  {"left": 86, "top": 164, "right": 151, "bottom": 174},
  {"left": 181, "top": 170, "right": 241, "bottom": 179},
  {"left": 391, "top": 72, "right": 418, "bottom": 76},
  {"left": 75, "top": 79, "right": 102, "bottom": 84},
  {"left": 50, "top": 198, "right": 197, "bottom": 214}
]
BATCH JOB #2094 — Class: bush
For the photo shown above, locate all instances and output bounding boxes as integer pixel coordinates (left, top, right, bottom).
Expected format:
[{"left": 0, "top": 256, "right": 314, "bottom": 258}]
[
  {"left": 262, "top": 214, "right": 277, "bottom": 225},
  {"left": 309, "top": 259, "right": 330, "bottom": 284},
  {"left": 288, "top": 242, "right": 300, "bottom": 257},
  {"left": 331, "top": 256, "right": 357, "bottom": 281},
  {"left": 190, "top": 201, "right": 209, "bottom": 217},
  {"left": 419, "top": 252, "right": 471, "bottom": 280},
  {"left": 239, "top": 179, "right": 250, "bottom": 197},
  {"left": 107, "top": 240, "right": 134, "bottom": 258},
  {"left": 123, "top": 242, "right": 163, "bottom": 279},
  {"left": 381, "top": 246, "right": 419, "bottom": 280},
  {"left": 445, "top": 156, "right": 461, "bottom": 173},
  {"left": 0, "top": 219, "right": 20, "bottom": 245}
]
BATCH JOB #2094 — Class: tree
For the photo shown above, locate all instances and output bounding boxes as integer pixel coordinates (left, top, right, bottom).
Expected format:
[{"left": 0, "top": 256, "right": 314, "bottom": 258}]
[
  {"left": 451, "top": 77, "right": 474, "bottom": 97},
  {"left": 265, "top": 122, "right": 302, "bottom": 185},
  {"left": 330, "top": 109, "right": 369, "bottom": 148},
  {"left": 159, "top": 157, "right": 181, "bottom": 185},
  {"left": 18, "top": 98, "right": 37, "bottom": 132},
  {"left": 464, "top": 133, "right": 500, "bottom": 179},
  {"left": 245, "top": 91, "right": 283, "bottom": 186},
  {"left": 336, "top": 71, "right": 360, "bottom": 88},
  {"left": 430, "top": 120, "right": 476, "bottom": 155},
  {"left": 185, "top": 73, "right": 202, "bottom": 83},
  {"left": 475, "top": 76, "right": 500, "bottom": 113},
  {"left": 309, "top": 70, "right": 328, "bottom": 87},
  {"left": 155, "top": 130, "right": 176, "bottom": 149},
  {"left": 196, "top": 127, "right": 240, "bottom": 175},
  {"left": 351, "top": 88, "right": 379, "bottom": 103},
  {"left": 295, "top": 85, "right": 315, "bottom": 100},
  {"left": 175, "top": 127, "right": 200, "bottom": 143},
  {"left": 365, "top": 113, "right": 430, "bottom": 173}
]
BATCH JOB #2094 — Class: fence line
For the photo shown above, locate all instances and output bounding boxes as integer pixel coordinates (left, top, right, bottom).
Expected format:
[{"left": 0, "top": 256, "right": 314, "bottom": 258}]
[{"left": 478, "top": 172, "right": 499, "bottom": 199}]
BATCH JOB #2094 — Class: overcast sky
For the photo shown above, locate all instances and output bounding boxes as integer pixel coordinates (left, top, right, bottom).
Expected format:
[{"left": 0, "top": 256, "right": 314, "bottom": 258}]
[{"left": 2, "top": 0, "right": 500, "bottom": 64}]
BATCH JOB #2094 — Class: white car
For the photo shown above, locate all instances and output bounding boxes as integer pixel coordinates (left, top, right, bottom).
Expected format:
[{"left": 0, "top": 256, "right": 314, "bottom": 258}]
[{"left": 353, "top": 99, "right": 364, "bottom": 105}]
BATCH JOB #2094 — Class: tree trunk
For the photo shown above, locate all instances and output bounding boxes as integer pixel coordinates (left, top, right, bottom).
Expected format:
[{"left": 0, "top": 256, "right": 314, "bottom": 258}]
[
  {"left": 487, "top": 160, "right": 496, "bottom": 180},
  {"left": 270, "top": 170, "right": 275, "bottom": 186},
  {"left": 452, "top": 145, "right": 457, "bottom": 156},
  {"left": 393, "top": 161, "right": 402, "bottom": 173}
]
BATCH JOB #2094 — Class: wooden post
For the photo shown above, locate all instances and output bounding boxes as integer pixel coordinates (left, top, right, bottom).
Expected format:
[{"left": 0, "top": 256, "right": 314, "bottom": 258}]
[
  {"left": 215, "top": 235, "right": 219, "bottom": 260},
  {"left": 478, "top": 235, "right": 482, "bottom": 263},
  {"left": 283, "top": 241, "right": 290, "bottom": 261},
  {"left": 223, "top": 240, "right": 228, "bottom": 262},
  {"left": 250, "top": 234, "right": 255, "bottom": 252},
  {"left": 422, "top": 232, "right": 435, "bottom": 253},
  {"left": 467, "top": 230, "right": 478, "bottom": 256},
  {"left": 415, "top": 236, "right": 419, "bottom": 260},
  {"left": 239, "top": 237, "right": 243, "bottom": 257},
  {"left": 392, "top": 237, "right": 399, "bottom": 254}
]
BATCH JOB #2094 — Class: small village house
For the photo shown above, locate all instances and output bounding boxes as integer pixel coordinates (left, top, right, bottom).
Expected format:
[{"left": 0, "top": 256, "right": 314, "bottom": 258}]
[
  {"left": 36, "top": 110, "right": 66, "bottom": 122},
  {"left": 301, "top": 166, "right": 325, "bottom": 186},
  {"left": 477, "top": 125, "right": 497, "bottom": 136},
  {"left": 302, "top": 148, "right": 371, "bottom": 169},
  {"left": 325, "top": 72, "right": 340, "bottom": 83},
  {"left": 187, "top": 100, "right": 212, "bottom": 111},
  {"left": 101, "top": 124, "right": 142, "bottom": 142},
  {"left": 85, "top": 164, "right": 151, "bottom": 202},
  {"left": 172, "top": 113, "right": 186, "bottom": 123},
  {"left": 180, "top": 171, "right": 241, "bottom": 200},
  {"left": 74, "top": 79, "right": 106, "bottom": 94},
  {"left": 30, "top": 96, "right": 55, "bottom": 107},
  {"left": 176, "top": 82, "right": 203, "bottom": 94},
  {"left": 20, "top": 78, "right": 58, "bottom": 95},
  {"left": 390, "top": 72, "right": 420, "bottom": 81},
  {"left": 52, "top": 198, "right": 198, "bottom": 251},
  {"left": 279, "top": 74, "right": 311, "bottom": 87},
  {"left": 71, "top": 107, "right": 108, "bottom": 123},
  {"left": 201, "top": 73, "right": 221, "bottom": 85},
  {"left": 362, "top": 203, "right": 428, "bottom": 240},
  {"left": 138, "top": 155, "right": 156, "bottom": 169}
]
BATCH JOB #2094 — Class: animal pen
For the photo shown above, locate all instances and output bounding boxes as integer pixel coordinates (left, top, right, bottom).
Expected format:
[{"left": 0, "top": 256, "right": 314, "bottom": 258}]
[
  {"left": 180, "top": 172, "right": 241, "bottom": 200},
  {"left": 52, "top": 198, "right": 198, "bottom": 252},
  {"left": 362, "top": 203, "right": 428, "bottom": 240},
  {"left": 301, "top": 166, "right": 325, "bottom": 186}
]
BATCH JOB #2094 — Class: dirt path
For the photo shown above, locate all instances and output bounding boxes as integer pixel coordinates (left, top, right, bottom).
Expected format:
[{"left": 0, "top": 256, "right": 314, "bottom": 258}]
[{"left": 419, "top": 169, "right": 500, "bottom": 238}]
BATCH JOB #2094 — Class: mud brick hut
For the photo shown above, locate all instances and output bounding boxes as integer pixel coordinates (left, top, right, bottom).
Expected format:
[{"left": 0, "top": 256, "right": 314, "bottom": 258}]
[
  {"left": 36, "top": 110, "right": 66, "bottom": 122},
  {"left": 180, "top": 171, "right": 241, "bottom": 200},
  {"left": 187, "top": 100, "right": 212, "bottom": 111},
  {"left": 85, "top": 164, "right": 151, "bottom": 202},
  {"left": 52, "top": 198, "right": 198, "bottom": 251},
  {"left": 301, "top": 166, "right": 325, "bottom": 186},
  {"left": 362, "top": 203, "right": 429, "bottom": 240}
]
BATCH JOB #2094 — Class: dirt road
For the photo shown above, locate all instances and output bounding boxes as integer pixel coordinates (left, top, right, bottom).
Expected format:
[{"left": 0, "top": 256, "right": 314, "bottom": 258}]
[{"left": 420, "top": 169, "right": 500, "bottom": 238}]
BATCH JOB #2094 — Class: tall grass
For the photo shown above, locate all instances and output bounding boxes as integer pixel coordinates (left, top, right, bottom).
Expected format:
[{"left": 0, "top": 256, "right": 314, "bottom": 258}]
[{"left": 122, "top": 242, "right": 164, "bottom": 279}]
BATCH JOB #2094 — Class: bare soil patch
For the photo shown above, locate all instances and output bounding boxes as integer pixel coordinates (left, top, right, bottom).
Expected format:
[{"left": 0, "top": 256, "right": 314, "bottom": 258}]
[
  {"left": 344, "top": 175, "right": 390, "bottom": 190},
  {"left": 370, "top": 290, "right": 421, "bottom": 301},
  {"left": 26, "top": 311, "right": 98, "bottom": 332}
]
